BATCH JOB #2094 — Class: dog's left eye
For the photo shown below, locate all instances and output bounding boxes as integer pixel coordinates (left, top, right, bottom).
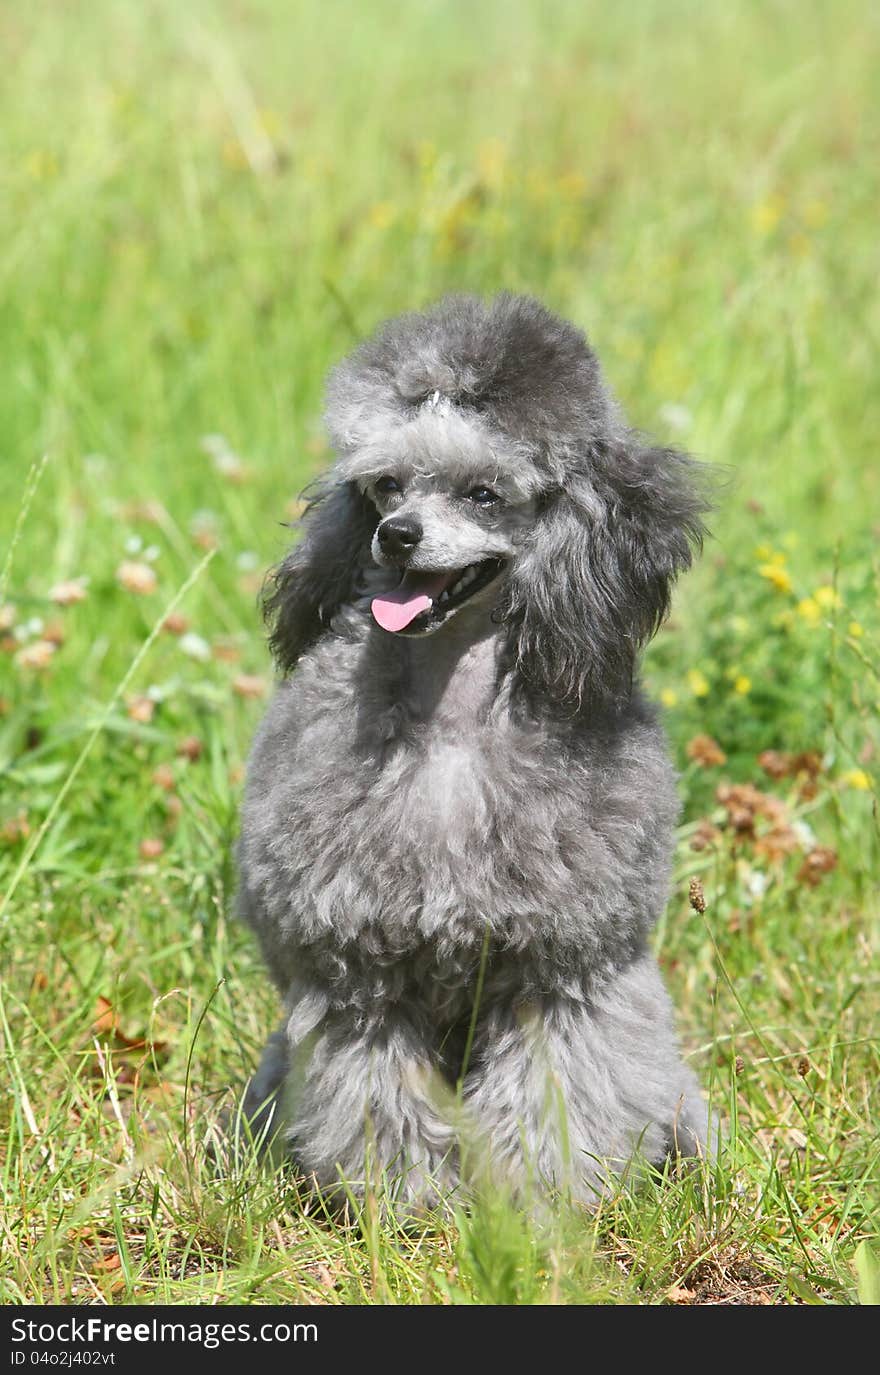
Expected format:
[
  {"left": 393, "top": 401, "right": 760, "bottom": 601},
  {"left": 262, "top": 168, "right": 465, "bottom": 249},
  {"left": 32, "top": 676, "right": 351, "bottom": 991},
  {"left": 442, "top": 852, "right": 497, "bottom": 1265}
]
[
  {"left": 375, "top": 476, "right": 402, "bottom": 496},
  {"left": 467, "top": 486, "right": 500, "bottom": 506}
]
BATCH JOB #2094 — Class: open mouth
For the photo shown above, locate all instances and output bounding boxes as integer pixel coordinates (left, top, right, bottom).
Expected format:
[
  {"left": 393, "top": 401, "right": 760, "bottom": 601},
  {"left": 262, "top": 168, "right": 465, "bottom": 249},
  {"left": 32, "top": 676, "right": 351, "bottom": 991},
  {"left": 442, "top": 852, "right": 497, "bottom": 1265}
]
[{"left": 371, "top": 558, "right": 506, "bottom": 635}]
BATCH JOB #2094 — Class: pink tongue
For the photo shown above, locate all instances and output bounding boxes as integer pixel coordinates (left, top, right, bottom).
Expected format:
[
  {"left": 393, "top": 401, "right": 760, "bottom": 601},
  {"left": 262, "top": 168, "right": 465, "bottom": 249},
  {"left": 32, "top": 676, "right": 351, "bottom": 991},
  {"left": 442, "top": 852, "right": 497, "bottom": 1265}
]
[{"left": 371, "top": 570, "right": 452, "bottom": 633}]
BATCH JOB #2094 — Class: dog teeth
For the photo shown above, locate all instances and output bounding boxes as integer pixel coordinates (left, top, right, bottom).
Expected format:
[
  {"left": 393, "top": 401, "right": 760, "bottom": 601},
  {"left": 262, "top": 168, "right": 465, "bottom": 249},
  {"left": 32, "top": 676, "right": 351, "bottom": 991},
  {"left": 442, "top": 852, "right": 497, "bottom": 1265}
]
[{"left": 448, "top": 565, "right": 481, "bottom": 599}]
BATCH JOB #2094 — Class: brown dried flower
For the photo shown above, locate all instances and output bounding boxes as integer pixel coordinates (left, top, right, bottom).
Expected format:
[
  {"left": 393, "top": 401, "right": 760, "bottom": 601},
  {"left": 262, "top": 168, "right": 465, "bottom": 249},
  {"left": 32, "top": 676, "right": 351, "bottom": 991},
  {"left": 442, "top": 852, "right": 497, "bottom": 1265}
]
[
  {"left": 758, "top": 750, "right": 791, "bottom": 780},
  {"left": 758, "top": 749, "right": 823, "bottom": 788},
  {"left": 162, "top": 612, "right": 190, "bottom": 636},
  {"left": 753, "top": 822, "right": 800, "bottom": 864},
  {"left": 151, "top": 764, "right": 176, "bottom": 791},
  {"left": 688, "top": 877, "right": 707, "bottom": 914},
  {"left": 689, "top": 819, "right": 722, "bottom": 853},
  {"left": 212, "top": 640, "right": 241, "bottom": 663},
  {"left": 686, "top": 735, "right": 727, "bottom": 768},
  {"left": 716, "top": 782, "right": 788, "bottom": 841},
  {"left": 126, "top": 695, "right": 155, "bottom": 724},
  {"left": 232, "top": 674, "right": 267, "bottom": 699},
  {"left": 15, "top": 640, "right": 56, "bottom": 671},
  {"left": 117, "top": 561, "right": 157, "bottom": 595},
  {"left": 796, "top": 846, "right": 838, "bottom": 887},
  {"left": 176, "top": 735, "right": 203, "bottom": 762},
  {"left": 49, "top": 579, "right": 88, "bottom": 606},
  {"left": 1, "top": 813, "right": 30, "bottom": 845}
]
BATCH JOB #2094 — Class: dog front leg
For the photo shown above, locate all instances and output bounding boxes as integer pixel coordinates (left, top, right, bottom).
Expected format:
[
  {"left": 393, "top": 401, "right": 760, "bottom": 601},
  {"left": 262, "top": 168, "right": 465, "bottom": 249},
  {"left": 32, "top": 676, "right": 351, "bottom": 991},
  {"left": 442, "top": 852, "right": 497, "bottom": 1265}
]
[
  {"left": 285, "top": 1010, "right": 460, "bottom": 1214},
  {"left": 463, "top": 955, "right": 710, "bottom": 1206}
]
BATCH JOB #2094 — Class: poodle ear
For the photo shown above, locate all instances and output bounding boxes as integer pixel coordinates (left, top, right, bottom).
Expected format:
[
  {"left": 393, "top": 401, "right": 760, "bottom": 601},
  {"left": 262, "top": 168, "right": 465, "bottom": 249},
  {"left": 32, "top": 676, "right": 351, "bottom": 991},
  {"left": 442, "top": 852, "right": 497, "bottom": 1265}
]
[
  {"left": 263, "top": 480, "right": 379, "bottom": 672},
  {"left": 501, "top": 442, "right": 710, "bottom": 713}
]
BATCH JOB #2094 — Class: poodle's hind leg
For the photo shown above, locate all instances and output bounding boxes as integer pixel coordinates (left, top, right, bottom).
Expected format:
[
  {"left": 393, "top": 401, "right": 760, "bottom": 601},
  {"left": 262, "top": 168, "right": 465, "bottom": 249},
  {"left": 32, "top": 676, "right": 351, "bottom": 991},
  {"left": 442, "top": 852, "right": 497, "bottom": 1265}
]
[
  {"left": 239, "top": 1023, "right": 290, "bottom": 1157},
  {"left": 463, "top": 954, "right": 711, "bottom": 1206},
  {"left": 286, "top": 1011, "right": 460, "bottom": 1218}
]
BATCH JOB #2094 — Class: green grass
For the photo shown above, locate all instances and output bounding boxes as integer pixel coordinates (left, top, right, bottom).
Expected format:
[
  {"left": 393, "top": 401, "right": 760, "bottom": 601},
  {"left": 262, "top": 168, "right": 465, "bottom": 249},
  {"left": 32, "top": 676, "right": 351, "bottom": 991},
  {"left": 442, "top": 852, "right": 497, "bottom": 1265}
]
[{"left": 1, "top": 0, "right": 878, "bottom": 1306}]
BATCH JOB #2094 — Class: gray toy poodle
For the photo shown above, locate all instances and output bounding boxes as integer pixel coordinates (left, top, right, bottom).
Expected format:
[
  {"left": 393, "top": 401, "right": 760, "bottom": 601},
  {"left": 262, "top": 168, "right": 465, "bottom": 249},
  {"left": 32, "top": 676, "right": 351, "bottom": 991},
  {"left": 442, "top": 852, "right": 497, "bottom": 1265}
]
[{"left": 236, "top": 293, "right": 713, "bottom": 1212}]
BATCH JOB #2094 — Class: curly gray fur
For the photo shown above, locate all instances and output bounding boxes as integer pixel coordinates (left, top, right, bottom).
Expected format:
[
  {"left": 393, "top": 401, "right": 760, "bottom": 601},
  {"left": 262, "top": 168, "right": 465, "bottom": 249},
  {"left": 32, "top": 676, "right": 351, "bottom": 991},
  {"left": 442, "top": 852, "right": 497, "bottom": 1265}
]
[{"left": 238, "top": 293, "right": 714, "bottom": 1211}]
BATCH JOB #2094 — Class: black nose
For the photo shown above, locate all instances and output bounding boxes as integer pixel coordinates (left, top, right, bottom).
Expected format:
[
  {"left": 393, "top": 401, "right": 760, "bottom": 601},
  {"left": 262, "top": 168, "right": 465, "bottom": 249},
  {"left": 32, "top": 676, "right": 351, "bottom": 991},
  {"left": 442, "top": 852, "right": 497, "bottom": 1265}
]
[{"left": 377, "top": 515, "right": 422, "bottom": 559}]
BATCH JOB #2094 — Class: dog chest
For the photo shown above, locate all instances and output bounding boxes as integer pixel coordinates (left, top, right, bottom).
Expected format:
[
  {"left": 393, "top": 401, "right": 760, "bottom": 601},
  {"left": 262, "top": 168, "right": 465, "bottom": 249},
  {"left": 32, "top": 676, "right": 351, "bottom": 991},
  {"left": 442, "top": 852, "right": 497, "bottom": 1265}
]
[{"left": 242, "top": 665, "right": 677, "bottom": 958}]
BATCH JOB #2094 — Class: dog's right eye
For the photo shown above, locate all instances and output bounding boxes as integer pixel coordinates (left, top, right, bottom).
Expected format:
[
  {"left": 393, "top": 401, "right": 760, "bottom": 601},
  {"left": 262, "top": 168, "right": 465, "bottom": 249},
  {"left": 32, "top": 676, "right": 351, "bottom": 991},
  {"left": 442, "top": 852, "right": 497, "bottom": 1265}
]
[
  {"left": 466, "top": 485, "right": 500, "bottom": 506},
  {"left": 375, "top": 476, "right": 402, "bottom": 496}
]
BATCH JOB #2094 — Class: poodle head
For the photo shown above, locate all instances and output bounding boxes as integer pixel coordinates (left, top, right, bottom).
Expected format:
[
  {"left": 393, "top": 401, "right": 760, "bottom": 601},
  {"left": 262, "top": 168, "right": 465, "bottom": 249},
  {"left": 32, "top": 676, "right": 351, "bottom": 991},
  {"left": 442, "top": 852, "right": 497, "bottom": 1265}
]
[{"left": 266, "top": 293, "right": 711, "bottom": 713}]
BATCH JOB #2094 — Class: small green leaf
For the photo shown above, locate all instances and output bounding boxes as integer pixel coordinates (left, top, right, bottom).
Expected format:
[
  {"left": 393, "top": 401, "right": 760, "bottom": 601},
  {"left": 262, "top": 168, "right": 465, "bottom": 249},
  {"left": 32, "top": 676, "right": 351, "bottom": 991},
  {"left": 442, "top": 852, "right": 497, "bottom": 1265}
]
[{"left": 854, "top": 1241, "right": 880, "bottom": 1306}]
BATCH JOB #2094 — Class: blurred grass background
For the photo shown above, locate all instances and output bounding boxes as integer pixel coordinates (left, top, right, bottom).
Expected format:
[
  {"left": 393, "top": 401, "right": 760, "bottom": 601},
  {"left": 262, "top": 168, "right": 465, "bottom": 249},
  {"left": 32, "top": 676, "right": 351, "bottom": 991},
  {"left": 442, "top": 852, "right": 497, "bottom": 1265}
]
[{"left": 1, "top": 0, "right": 877, "bottom": 1304}]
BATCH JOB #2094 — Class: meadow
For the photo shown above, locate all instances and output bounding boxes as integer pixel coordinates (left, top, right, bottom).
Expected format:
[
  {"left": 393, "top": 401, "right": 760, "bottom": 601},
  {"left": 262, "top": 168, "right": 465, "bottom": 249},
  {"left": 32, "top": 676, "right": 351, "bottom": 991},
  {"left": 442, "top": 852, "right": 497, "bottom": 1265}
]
[{"left": 0, "top": 0, "right": 877, "bottom": 1305}]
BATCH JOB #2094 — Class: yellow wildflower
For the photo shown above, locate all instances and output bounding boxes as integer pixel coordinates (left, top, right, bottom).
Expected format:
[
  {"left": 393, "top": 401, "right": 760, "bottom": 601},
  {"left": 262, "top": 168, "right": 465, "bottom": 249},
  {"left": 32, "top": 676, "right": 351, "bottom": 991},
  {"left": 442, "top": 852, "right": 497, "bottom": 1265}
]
[
  {"left": 549, "top": 209, "right": 579, "bottom": 251},
  {"left": 814, "top": 585, "right": 841, "bottom": 609},
  {"left": 648, "top": 344, "right": 691, "bottom": 395},
  {"left": 686, "top": 669, "right": 710, "bottom": 698},
  {"left": 797, "top": 597, "right": 821, "bottom": 624},
  {"left": 221, "top": 139, "right": 247, "bottom": 170},
  {"left": 417, "top": 140, "right": 438, "bottom": 174},
  {"left": 734, "top": 676, "right": 752, "bottom": 695},
  {"left": 558, "top": 171, "right": 588, "bottom": 199},
  {"left": 842, "top": 769, "right": 871, "bottom": 791},
  {"left": 525, "top": 169, "right": 550, "bottom": 204},
  {"left": 368, "top": 202, "right": 396, "bottom": 231},
  {"left": 803, "top": 200, "right": 828, "bottom": 228},
  {"left": 660, "top": 688, "right": 678, "bottom": 708},
  {"left": 848, "top": 621, "right": 863, "bottom": 638},
  {"left": 436, "top": 194, "right": 476, "bottom": 256},
  {"left": 477, "top": 138, "right": 507, "bottom": 190},
  {"left": 758, "top": 563, "right": 793, "bottom": 594},
  {"left": 787, "top": 232, "right": 811, "bottom": 258},
  {"left": 755, "top": 546, "right": 786, "bottom": 566},
  {"left": 257, "top": 108, "right": 281, "bottom": 137},
  {"left": 750, "top": 195, "right": 784, "bottom": 235},
  {"left": 24, "top": 150, "right": 59, "bottom": 181}
]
